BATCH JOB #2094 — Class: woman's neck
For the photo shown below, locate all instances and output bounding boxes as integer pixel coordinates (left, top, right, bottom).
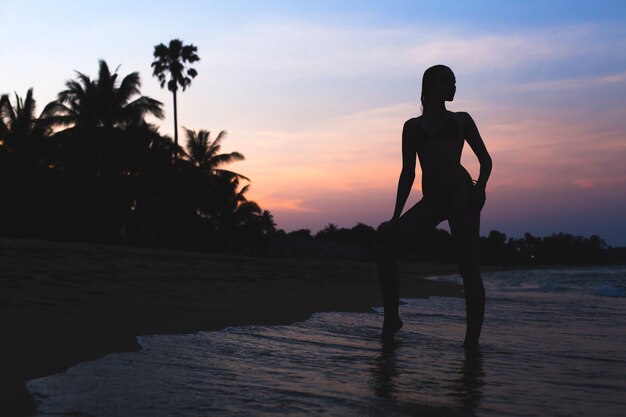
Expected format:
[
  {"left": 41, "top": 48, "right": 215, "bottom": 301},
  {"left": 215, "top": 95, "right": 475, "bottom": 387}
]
[{"left": 423, "top": 101, "right": 447, "bottom": 114}]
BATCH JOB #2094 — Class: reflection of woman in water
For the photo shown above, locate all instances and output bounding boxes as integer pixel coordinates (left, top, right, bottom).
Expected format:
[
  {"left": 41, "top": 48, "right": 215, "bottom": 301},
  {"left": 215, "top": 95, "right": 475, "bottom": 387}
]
[{"left": 377, "top": 65, "right": 492, "bottom": 349}]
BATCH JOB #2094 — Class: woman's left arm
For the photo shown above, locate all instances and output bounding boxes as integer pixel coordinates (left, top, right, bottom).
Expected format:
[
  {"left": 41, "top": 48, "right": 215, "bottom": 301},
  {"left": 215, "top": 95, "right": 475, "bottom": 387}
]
[
  {"left": 460, "top": 112, "right": 492, "bottom": 207},
  {"left": 460, "top": 112, "right": 492, "bottom": 187}
]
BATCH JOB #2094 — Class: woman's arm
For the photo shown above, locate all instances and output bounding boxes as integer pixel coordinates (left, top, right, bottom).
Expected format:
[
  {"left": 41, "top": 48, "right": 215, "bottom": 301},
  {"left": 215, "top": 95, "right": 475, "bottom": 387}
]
[
  {"left": 391, "top": 119, "right": 417, "bottom": 220},
  {"left": 460, "top": 112, "right": 492, "bottom": 188},
  {"left": 459, "top": 112, "right": 491, "bottom": 210}
]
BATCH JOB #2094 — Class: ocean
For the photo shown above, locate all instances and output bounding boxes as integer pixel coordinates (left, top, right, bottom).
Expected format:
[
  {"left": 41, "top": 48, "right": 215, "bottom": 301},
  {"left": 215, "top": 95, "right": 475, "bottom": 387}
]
[{"left": 27, "top": 266, "right": 626, "bottom": 416}]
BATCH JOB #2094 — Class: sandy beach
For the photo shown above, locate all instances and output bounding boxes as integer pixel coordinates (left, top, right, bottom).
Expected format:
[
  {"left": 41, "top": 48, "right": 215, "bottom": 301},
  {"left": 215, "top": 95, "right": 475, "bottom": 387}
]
[{"left": 0, "top": 237, "right": 462, "bottom": 416}]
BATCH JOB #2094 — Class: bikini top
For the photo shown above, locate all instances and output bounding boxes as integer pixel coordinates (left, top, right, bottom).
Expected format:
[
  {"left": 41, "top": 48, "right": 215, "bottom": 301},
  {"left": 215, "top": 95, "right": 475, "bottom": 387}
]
[
  {"left": 411, "top": 112, "right": 463, "bottom": 147},
  {"left": 409, "top": 112, "right": 469, "bottom": 181}
]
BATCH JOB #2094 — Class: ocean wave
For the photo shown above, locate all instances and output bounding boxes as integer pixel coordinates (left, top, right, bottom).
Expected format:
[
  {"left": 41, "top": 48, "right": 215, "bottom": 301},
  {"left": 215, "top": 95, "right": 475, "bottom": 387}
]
[{"left": 594, "top": 284, "right": 626, "bottom": 298}]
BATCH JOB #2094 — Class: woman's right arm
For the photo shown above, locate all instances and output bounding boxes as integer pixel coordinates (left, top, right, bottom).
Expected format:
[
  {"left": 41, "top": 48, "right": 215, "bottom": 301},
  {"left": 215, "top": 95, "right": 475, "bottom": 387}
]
[{"left": 391, "top": 119, "right": 417, "bottom": 221}]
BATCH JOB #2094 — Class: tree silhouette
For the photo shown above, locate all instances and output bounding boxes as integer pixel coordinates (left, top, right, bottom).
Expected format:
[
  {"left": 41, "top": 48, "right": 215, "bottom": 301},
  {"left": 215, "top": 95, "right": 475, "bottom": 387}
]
[
  {"left": 0, "top": 88, "right": 53, "bottom": 169},
  {"left": 181, "top": 128, "right": 259, "bottom": 242},
  {"left": 0, "top": 58, "right": 278, "bottom": 251},
  {"left": 48, "top": 60, "right": 163, "bottom": 130},
  {"left": 208, "top": 173, "right": 266, "bottom": 249},
  {"left": 44, "top": 60, "right": 164, "bottom": 176},
  {"left": 151, "top": 39, "right": 200, "bottom": 149},
  {"left": 183, "top": 128, "right": 247, "bottom": 179}
]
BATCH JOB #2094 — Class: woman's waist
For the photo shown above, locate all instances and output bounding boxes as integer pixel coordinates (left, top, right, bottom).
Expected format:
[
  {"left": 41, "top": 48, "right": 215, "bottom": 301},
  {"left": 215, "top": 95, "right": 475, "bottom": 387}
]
[{"left": 421, "top": 168, "right": 471, "bottom": 195}]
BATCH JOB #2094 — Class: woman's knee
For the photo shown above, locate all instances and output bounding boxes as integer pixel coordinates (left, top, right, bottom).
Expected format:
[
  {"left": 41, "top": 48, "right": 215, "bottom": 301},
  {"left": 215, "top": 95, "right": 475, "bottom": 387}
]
[{"left": 461, "top": 270, "right": 485, "bottom": 297}]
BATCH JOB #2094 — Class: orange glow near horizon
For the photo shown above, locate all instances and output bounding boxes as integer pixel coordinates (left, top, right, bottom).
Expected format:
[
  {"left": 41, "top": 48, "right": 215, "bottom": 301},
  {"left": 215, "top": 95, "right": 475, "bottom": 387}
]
[{"left": 238, "top": 96, "right": 626, "bottom": 241}]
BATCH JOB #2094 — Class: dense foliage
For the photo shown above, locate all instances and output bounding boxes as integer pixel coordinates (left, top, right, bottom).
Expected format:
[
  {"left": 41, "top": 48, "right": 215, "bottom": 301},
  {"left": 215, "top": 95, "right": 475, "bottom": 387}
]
[{"left": 0, "top": 60, "right": 275, "bottom": 252}]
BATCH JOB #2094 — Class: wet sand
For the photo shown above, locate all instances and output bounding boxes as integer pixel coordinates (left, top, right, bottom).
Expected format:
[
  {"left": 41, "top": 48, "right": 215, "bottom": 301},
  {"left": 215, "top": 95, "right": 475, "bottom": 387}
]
[{"left": 0, "top": 237, "right": 462, "bottom": 416}]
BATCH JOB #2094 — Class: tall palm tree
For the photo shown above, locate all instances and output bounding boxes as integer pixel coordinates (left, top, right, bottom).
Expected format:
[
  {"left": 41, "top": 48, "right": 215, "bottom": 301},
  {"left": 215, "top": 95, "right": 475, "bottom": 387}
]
[
  {"left": 151, "top": 39, "right": 200, "bottom": 148},
  {"left": 48, "top": 60, "right": 164, "bottom": 130},
  {"left": 183, "top": 128, "right": 247, "bottom": 179}
]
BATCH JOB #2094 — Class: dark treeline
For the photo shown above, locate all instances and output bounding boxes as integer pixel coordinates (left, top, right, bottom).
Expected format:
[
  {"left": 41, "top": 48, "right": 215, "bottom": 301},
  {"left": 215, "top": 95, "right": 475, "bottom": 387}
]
[
  {"left": 271, "top": 223, "right": 626, "bottom": 265},
  {"left": 1, "top": 59, "right": 275, "bottom": 252}
]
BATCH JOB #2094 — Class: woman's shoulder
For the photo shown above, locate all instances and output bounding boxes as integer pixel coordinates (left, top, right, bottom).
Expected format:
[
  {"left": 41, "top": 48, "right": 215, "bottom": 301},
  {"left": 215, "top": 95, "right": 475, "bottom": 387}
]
[
  {"left": 403, "top": 116, "right": 421, "bottom": 130},
  {"left": 449, "top": 111, "right": 475, "bottom": 124}
]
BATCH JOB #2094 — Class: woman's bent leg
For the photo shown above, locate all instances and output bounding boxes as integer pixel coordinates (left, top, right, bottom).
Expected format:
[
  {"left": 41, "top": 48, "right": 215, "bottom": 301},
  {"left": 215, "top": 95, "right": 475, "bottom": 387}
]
[
  {"left": 376, "top": 200, "right": 442, "bottom": 339},
  {"left": 448, "top": 186, "right": 485, "bottom": 349}
]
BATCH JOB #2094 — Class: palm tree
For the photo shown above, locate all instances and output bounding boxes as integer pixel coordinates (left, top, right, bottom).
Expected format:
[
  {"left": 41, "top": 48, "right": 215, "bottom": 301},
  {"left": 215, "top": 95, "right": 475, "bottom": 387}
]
[
  {"left": 0, "top": 88, "right": 59, "bottom": 236},
  {"left": 0, "top": 88, "right": 52, "bottom": 169},
  {"left": 151, "top": 39, "right": 200, "bottom": 148},
  {"left": 183, "top": 128, "right": 248, "bottom": 179},
  {"left": 48, "top": 60, "right": 163, "bottom": 130},
  {"left": 44, "top": 60, "right": 164, "bottom": 176},
  {"left": 212, "top": 173, "right": 262, "bottom": 227}
]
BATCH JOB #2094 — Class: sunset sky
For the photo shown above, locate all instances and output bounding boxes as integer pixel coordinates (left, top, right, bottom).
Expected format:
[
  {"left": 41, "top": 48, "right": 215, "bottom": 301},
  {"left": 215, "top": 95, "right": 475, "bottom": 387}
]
[{"left": 2, "top": 1, "right": 626, "bottom": 245}]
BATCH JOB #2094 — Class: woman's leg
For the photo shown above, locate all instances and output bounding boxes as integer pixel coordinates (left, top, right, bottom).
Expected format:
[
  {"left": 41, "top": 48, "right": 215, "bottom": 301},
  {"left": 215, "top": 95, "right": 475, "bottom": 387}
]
[
  {"left": 448, "top": 185, "right": 485, "bottom": 349},
  {"left": 376, "top": 199, "right": 443, "bottom": 338}
]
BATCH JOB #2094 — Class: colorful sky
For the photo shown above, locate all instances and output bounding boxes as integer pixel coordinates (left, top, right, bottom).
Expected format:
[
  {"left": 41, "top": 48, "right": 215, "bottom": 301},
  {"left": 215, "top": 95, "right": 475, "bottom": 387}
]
[{"left": 2, "top": 1, "right": 626, "bottom": 245}]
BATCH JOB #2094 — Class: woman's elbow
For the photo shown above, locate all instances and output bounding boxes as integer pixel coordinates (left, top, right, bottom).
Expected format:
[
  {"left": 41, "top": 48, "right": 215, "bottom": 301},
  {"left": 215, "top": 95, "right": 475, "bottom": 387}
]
[
  {"left": 481, "top": 154, "right": 493, "bottom": 170},
  {"left": 400, "top": 170, "right": 415, "bottom": 181}
]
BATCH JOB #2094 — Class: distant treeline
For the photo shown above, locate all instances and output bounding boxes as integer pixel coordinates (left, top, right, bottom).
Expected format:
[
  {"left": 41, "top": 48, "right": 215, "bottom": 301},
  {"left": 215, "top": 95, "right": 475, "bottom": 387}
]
[{"left": 270, "top": 223, "right": 626, "bottom": 265}]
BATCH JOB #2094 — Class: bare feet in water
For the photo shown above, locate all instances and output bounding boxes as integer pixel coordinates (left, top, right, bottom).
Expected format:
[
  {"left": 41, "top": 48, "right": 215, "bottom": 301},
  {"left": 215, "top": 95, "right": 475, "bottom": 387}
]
[{"left": 382, "top": 317, "right": 403, "bottom": 340}]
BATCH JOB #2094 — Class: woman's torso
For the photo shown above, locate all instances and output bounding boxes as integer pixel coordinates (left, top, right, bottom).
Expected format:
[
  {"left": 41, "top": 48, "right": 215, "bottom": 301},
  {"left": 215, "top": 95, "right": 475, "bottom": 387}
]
[{"left": 408, "top": 111, "right": 471, "bottom": 197}]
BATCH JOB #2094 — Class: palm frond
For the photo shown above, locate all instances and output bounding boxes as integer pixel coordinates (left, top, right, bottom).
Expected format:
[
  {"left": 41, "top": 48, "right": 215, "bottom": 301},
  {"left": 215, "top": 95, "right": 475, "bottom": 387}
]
[
  {"left": 210, "top": 130, "right": 227, "bottom": 149},
  {"left": 237, "top": 184, "right": 251, "bottom": 199},
  {"left": 97, "top": 60, "right": 112, "bottom": 87},
  {"left": 74, "top": 71, "right": 92, "bottom": 91},
  {"left": 235, "top": 201, "right": 262, "bottom": 218},
  {"left": 124, "top": 96, "right": 164, "bottom": 123},
  {"left": 0, "top": 94, "right": 12, "bottom": 137},
  {"left": 215, "top": 169, "right": 250, "bottom": 182},
  {"left": 211, "top": 152, "right": 245, "bottom": 167},
  {"left": 0, "top": 93, "right": 17, "bottom": 129},
  {"left": 58, "top": 79, "right": 87, "bottom": 104},
  {"left": 22, "top": 88, "right": 36, "bottom": 122},
  {"left": 117, "top": 72, "right": 141, "bottom": 103}
]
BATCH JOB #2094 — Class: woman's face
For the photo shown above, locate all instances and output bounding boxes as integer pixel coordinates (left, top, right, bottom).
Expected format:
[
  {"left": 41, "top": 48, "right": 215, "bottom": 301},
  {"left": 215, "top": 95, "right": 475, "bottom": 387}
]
[
  {"left": 441, "top": 70, "right": 456, "bottom": 102},
  {"left": 427, "top": 69, "right": 456, "bottom": 103}
]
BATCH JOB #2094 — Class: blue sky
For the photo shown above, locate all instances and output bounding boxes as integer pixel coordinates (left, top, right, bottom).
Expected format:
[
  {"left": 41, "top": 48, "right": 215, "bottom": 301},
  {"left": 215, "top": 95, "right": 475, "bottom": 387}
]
[{"left": 2, "top": 1, "right": 626, "bottom": 245}]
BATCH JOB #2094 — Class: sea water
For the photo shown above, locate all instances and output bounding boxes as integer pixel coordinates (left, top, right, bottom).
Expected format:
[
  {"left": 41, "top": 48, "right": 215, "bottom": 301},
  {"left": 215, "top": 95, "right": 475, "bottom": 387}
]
[{"left": 28, "top": 266, "right": 626, "bottom": 416}]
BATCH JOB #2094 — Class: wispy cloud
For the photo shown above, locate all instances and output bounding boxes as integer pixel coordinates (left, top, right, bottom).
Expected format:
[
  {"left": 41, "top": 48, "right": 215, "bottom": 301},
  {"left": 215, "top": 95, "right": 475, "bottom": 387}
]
[
  {"left": 513, "top": 71, "right": 626, "bottom": 91},
  {"left": 200, "top": 20, "right": 623, "bottom": 81}
]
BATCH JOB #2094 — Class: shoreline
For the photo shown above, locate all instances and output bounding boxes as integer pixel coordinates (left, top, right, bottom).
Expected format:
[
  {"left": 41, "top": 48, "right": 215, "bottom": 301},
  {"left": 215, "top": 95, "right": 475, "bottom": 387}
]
[{"left": 1, "top": 237, "right": 462, "bottom": 416}]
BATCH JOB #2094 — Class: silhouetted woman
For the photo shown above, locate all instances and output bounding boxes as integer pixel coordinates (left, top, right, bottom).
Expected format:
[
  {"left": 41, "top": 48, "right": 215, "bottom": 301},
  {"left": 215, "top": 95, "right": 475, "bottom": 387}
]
[{"left": 377, "top": 65, "right": 492, "bottom": 349}]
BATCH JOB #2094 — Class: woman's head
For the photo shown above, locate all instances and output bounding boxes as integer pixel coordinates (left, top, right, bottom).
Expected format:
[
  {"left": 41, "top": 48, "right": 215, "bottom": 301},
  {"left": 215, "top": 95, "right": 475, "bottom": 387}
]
[{"left": 420, "top": 65, "right": 456, "bottom": 111}]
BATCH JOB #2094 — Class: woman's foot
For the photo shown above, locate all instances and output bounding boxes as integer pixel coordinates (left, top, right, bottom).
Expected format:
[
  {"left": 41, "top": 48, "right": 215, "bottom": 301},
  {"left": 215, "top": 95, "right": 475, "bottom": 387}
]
[{"left": 382, "top": 316, "right": 403, "bottom": 340}]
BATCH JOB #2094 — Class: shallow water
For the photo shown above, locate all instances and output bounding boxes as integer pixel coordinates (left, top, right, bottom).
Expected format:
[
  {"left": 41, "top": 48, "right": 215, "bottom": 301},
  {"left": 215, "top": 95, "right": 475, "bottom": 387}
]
[{"left": 28, "top": 266, "right": 626, "bottom": 416}]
